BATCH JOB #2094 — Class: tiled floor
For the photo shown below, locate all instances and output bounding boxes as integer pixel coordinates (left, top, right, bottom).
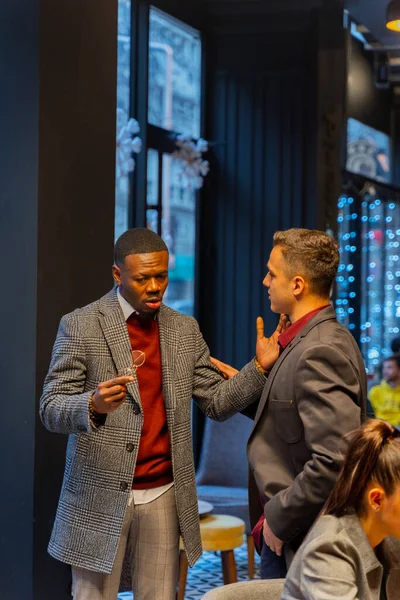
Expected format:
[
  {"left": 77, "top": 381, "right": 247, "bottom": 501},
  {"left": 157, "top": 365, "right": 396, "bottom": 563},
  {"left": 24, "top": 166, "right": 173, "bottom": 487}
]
[{"left": 118, "top": 539, "right": 260, "bottom": 600}]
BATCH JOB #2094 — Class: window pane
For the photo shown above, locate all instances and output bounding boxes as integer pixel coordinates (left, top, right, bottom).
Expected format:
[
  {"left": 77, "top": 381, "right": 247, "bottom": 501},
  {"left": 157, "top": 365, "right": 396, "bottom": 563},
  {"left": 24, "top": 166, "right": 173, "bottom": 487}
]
[
  {"left": 161, "top": 154, "right": 196, "bottom": 316},
  {"left": 147, "top": 149, "right": 159, "bottom": 207},
  {"left": 146, "top": 209, "right": 159, "bottom": 233},
  {"left": 148, "top": 6, "right": 201, "bottom": 137},
  {"left": 115, "top": 0, "right": 131, "bottom": 241}
]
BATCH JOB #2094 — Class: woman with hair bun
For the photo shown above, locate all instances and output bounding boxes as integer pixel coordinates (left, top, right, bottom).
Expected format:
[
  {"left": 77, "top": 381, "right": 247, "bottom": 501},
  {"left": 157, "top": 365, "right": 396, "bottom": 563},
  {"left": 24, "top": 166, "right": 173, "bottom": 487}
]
[{"left": 282, "top": 419, "right": 400, "bottom": 599}]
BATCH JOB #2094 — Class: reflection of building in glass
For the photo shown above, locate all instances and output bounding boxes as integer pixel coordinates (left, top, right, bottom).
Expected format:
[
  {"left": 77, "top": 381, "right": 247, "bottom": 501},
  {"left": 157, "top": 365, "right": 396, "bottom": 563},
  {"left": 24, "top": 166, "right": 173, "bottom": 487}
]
[
  {"left": 346, "top": 118, "right": 391, "bottom": 184},
  {"left": 167, "top": 157, "right": 196, "bottom": 303},
  {"left": 114, "top": 4, "right": 202, "bottom": 316},
  {"left": 145, "top": 8, "right": 202, "bottom": 317},
  {"left": 146, "top": 152, "right": 196, "bottom": 315},
  {"left": 336, "top": 194, "right": 400, "bottom": 375},
  {"left": 148, "top": 7, "right": 201, "bottom": 137},
  {"left": 115, "top": 0, "right": 131, "bottom": 241}
]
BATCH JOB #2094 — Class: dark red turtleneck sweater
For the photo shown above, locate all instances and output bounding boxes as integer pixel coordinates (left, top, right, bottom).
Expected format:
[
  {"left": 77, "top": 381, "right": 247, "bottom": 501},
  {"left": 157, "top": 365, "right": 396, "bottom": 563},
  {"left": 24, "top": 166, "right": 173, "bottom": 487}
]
[{"left": 126, "top": 314, "right": 173, "bottom": 489}]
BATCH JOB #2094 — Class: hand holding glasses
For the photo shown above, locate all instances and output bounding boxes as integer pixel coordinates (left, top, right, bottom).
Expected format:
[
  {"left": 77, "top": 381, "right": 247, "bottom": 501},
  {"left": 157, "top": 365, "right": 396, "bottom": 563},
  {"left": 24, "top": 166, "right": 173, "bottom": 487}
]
[
  {"left": 92, "top": 351, "right": 146, "bottom": 415},
  {"left": 92, "top": 375, "right": 135, "bottom": 414}
]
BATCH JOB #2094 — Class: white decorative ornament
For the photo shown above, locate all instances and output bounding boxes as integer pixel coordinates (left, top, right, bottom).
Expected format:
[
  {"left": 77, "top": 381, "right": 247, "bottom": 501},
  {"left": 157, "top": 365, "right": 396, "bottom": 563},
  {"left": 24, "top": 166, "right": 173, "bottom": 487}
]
[
  {"left": 116, "top": 108, "right": 142, "bottom": 178},
  {"left": 172, "top": 134, "right": 210, "bottom": 190}
]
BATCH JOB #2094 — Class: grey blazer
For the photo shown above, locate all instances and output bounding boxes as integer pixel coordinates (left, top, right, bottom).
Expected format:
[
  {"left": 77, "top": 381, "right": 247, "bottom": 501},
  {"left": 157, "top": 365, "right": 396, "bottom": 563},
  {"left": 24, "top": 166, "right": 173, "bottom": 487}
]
[
  {"left": 282, "top": 512, "right": 400, "bottom": 600},
  {"left": 247, "top": 306, "right": 367, "bottom": 545},
  {"left": 40, "top": 289, "right": 265, "bottom": 574}
]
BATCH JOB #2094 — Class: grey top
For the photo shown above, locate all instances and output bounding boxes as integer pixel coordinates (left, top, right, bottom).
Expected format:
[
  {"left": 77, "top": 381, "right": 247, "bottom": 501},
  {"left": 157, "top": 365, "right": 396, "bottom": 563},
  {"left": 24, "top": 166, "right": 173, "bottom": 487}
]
[{"left": 282, "top": 511, "right": 400, "bottom": 600}]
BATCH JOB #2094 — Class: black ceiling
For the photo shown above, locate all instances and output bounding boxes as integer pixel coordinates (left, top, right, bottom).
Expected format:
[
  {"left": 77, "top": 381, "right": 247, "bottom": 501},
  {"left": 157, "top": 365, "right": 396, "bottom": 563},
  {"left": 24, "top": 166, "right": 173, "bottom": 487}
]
[
  {"left": 203, "top": 0, "right": 323, "bottom": 12},
  {"left": 346, "top": 0, "right": 400, "bottom": 46},
  {"left": 201, "top": 0, "right": 400, "bottom": 48}
]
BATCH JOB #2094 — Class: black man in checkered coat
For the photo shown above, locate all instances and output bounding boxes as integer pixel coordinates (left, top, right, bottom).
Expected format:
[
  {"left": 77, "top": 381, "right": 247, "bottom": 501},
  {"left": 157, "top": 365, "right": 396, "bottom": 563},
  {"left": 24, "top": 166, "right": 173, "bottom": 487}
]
[{"left": 40, "top": 227, "right": 281, "bottom": 600}]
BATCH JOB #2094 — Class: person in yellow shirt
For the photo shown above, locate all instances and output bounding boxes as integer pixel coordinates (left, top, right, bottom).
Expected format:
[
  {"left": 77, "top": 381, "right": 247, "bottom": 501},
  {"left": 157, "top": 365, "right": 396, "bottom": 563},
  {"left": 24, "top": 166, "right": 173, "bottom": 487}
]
[{"left": 369, "top": 356, "right": 400, "bottom": 427}]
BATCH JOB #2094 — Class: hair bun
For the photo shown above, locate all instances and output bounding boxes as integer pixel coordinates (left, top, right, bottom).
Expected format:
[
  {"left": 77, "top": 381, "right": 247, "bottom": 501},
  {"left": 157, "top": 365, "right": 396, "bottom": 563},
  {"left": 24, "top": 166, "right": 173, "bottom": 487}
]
[{"left": 379, "top": 420, "right": 399, "bottom": 444}]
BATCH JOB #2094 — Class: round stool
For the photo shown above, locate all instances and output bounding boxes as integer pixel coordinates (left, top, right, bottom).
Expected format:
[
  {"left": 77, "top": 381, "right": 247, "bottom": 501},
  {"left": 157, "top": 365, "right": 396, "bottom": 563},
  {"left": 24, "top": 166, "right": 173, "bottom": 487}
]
[{"left": 177, "top": 514, "right": 246, "bottom": 600}]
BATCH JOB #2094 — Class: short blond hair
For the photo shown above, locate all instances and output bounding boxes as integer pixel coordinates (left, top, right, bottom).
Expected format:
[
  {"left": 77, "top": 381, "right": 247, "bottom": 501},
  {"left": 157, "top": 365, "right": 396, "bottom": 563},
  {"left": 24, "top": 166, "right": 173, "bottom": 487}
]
[{"left": 273, "top": 228, "right": 339, "bottom": 297}]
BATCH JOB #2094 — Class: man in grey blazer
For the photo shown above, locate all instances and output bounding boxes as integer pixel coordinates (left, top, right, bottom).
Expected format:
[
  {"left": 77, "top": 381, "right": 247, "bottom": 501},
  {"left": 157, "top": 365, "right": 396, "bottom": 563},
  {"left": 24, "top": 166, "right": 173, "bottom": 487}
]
[
  {"left": 40, "top": 227, "right": 283, "bottom": 600},
  {"left": 246, "top": 229, "right": 367, "bottom": 578}
]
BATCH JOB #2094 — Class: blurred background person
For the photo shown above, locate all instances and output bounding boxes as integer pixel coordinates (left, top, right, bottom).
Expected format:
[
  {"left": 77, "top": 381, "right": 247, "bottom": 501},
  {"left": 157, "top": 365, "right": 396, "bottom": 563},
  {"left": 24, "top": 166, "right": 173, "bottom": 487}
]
[{"left": 369, "top": 356, "right": 400, "bottom": 427}]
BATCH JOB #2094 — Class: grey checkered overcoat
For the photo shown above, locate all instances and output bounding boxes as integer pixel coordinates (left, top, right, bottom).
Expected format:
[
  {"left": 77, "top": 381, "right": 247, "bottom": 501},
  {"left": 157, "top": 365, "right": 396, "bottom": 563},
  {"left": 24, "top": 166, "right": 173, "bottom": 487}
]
[{"left": 40, "top": 288, "right": 265, "bottom": 574}]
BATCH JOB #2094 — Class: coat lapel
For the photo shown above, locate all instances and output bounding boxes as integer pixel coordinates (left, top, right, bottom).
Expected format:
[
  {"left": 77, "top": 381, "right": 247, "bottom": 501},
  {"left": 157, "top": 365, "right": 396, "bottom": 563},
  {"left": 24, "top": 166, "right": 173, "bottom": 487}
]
[
  {"left": 157, "top": 304, "right": 179, "bottom": 415},
  {"left": 98, "top": 289, "right": 142, "bottom": 408}
]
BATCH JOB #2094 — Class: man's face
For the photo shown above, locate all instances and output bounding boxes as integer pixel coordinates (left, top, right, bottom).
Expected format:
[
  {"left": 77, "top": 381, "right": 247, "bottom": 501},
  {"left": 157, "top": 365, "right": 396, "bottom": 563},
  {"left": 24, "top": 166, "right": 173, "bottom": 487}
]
[
  {"left": 263, "top": 246, "right": 296, "bottom": 315},
  {"left": 382, "top": 359, "right": 400, "bottom": 384},
  {"left": 112, "top": 251, "right": 169, "bottom": 317}
]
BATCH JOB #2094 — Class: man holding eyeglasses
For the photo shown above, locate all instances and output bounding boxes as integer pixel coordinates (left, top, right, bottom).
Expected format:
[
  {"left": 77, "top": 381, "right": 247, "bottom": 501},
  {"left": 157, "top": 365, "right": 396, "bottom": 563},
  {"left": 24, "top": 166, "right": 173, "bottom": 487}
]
[{"left": 40, "top": 227, "right": 284, "bottom": 600}]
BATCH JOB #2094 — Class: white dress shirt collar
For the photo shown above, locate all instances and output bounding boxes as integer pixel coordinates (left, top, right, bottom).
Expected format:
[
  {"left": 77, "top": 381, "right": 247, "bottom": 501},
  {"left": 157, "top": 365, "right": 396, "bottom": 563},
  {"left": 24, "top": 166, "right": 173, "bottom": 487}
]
[{"left": 117, "top": 287, "right": 139, "bottom": 321}]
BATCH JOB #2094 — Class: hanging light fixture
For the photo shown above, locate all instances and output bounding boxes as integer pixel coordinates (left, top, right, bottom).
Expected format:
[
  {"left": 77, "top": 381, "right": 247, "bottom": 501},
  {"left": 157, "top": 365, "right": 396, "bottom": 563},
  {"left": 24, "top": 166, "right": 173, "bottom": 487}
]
[{"left": 387, "top": 0, "right": 400, "bottom": 31}]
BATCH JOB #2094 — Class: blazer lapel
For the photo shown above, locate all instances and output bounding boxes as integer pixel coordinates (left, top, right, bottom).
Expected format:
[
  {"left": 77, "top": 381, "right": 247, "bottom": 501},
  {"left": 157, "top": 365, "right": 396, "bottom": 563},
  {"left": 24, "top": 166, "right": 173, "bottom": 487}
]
[
  {"left": 157, "top": 304, "right": 179, "bottom": 414},
  {"left": 252, "top": 336, "right": 302, "bottom": 428},
  {"left": 252, "top": 306, "right": 338, "bottom": 430},
  {"left": 98, "top": 289, "right": 142, "bottom": 408}
]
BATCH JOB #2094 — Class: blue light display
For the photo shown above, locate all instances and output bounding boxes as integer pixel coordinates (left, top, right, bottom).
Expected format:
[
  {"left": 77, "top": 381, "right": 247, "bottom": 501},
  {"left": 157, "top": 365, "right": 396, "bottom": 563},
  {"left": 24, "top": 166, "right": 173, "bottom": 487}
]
[{"left": 336, "top": 194, "right": 400, "bottom": 375}]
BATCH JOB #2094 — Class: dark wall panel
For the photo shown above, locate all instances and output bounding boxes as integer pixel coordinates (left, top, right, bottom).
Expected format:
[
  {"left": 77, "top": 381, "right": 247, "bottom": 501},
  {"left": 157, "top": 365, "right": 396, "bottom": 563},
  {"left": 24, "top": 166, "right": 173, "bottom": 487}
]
[
  {"left": 199, "top": 2, "right": 345, "bottom": 369},
  {"left": 34, "top": 2, "right": 118, "bottom": 598},
  {"left": 347, "top": 37, "right": 392, "bottom": 135},
  {"left": 201, "top": 71, "right": 310, "bottom": 366},
  {"left": 0, "top": 0, "right": 118, "bottom": 598},
  {"left": 0, "top": 1, "right": 39, "bottom": 598}
]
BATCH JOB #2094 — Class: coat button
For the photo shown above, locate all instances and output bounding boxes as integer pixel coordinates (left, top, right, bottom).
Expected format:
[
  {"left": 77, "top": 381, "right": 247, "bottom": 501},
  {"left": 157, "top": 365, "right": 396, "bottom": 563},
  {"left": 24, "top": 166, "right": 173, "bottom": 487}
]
[
  {"left": 120, "top": 481, "right": 129, "bottom": 492},
  {"left": 126, "top": 443, "right": 134, "bottom": 453},
  {"left": 132, "top": 405, "right": 140, "bottom": 415}
]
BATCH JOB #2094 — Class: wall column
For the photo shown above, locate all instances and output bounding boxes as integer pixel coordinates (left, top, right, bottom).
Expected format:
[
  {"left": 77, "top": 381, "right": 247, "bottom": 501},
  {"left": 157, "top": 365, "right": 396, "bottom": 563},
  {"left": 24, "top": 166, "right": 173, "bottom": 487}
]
[{"left": 0, "top": 1, "right": 118, "bottom": 598}]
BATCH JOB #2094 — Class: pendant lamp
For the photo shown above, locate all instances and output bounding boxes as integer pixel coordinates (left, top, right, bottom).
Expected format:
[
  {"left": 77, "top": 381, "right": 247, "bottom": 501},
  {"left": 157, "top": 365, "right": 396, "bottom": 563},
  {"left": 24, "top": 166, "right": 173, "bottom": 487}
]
[{"left": 387, "top": 0, "right": 400, "bottom": 32}]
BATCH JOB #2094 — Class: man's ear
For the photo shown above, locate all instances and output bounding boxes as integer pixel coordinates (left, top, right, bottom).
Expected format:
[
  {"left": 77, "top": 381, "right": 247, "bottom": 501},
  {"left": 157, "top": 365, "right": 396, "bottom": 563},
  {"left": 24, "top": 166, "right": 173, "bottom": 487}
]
[
  {"left": 112, "top": 264, "right": 121, "bottom": 286},
  {"left": 292, "top": 275, "right": 306, "bottom": 297}
]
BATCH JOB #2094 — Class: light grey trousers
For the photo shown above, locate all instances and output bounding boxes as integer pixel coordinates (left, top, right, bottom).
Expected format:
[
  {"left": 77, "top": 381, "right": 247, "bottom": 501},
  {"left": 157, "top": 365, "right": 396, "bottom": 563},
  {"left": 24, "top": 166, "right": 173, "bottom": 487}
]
[{"left": 71, "top": 486, "right": 180, "bottom": 600}]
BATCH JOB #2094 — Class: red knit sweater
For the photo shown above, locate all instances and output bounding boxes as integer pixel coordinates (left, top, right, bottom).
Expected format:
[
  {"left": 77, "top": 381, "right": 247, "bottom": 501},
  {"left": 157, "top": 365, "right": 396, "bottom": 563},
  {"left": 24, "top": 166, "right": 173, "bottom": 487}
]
[{"left": 126, "top": 314, "right": 173, "bottom": 489}]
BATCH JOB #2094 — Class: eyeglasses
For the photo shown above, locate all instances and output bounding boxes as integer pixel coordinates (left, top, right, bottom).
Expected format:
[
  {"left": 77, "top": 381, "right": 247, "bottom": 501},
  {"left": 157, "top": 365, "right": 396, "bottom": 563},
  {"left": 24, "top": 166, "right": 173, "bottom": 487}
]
[
  {"left": 118, "top": 350, "right": 146, "bottom": 378},
  {"left": 131, "top": 350, "right": 146, "bottom": 368}
]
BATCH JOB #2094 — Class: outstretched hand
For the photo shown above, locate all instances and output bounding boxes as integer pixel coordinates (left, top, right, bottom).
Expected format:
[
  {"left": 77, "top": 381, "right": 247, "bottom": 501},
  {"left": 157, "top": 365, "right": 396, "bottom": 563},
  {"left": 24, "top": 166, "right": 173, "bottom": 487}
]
[
  {"left": 210, "top": 357, "right": 239, "bottom": 380},
  {"left": 256, "top": 314, "right": 290, "bottom": 372}
]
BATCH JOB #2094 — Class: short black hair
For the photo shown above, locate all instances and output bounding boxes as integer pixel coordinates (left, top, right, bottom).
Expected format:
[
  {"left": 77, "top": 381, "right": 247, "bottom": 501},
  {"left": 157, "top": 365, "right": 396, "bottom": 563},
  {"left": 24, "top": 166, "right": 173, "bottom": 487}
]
[
  {"left": 114, "top": 228, "right": 168, "bottom": 266},
  {"left": 391, "top": 337, "right": 400, "bottom": 354},
  {"left": 383, "top": 356, "right": 400, "bottom": 370}
]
